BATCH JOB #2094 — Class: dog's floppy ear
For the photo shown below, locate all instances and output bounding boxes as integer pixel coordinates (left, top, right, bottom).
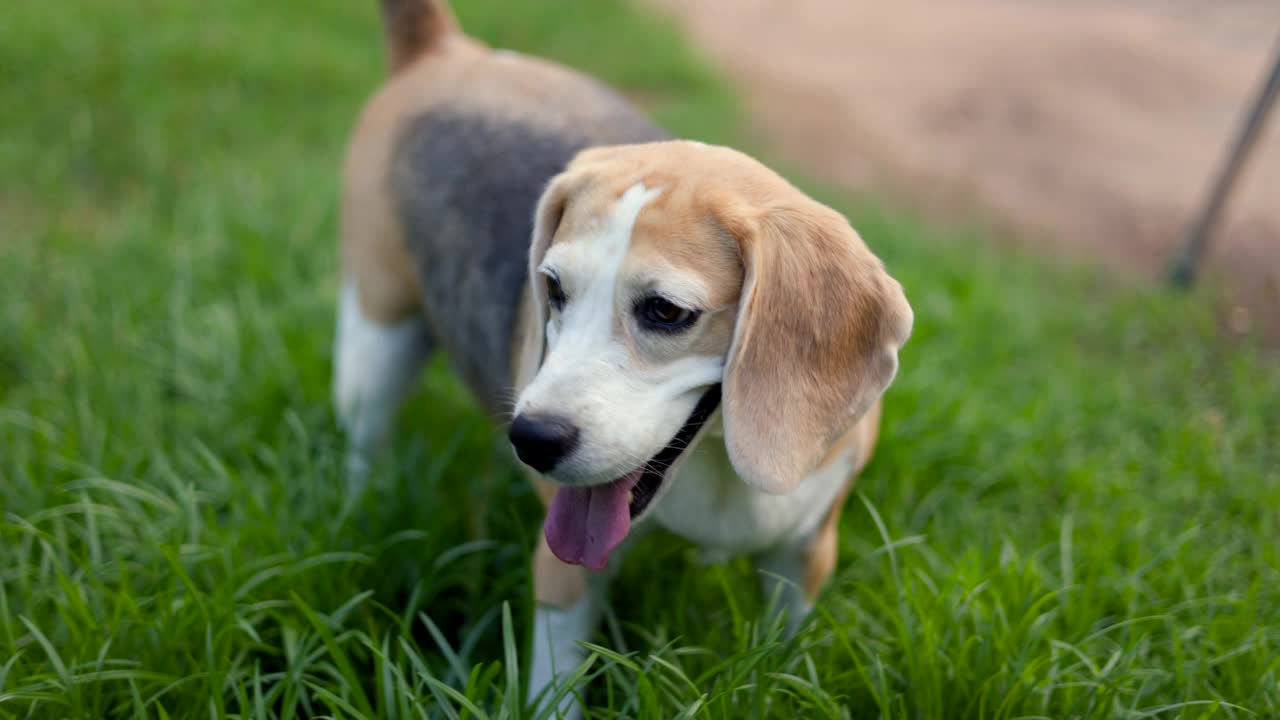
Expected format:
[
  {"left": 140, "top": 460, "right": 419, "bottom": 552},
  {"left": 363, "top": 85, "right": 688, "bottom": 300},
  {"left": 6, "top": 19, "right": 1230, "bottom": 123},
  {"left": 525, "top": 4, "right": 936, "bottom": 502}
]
[
  {"left": 719, "top": 201, "right": 912, "bottom": 494},
  {"left": 529, "top": 173, "right": 572, "bottom": 317},
  {"left": 516, "top": 168, "right": 582, "bottom": 386}
]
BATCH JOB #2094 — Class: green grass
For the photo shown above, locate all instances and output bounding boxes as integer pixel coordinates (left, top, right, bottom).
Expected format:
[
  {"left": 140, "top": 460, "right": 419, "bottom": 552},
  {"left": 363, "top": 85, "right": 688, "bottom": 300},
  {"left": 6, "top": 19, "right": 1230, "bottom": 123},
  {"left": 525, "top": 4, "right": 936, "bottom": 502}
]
[{"left": 1, "top": 0, "right": 1278, "bottom": 718}]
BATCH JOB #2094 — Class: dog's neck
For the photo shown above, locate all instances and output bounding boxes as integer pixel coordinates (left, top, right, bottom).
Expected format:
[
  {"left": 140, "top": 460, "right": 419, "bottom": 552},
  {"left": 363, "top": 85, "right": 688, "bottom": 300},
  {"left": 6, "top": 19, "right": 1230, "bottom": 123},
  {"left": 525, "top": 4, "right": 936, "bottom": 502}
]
[{"left": 651, "top": 412, "right": 856, "bottom": 556}]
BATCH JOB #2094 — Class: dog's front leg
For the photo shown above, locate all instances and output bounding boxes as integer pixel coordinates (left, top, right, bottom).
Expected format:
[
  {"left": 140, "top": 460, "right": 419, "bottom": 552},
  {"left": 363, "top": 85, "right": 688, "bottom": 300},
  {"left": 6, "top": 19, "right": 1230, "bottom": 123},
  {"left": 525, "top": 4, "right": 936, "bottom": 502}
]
[
  {"left": 528, "top": 534, "right": 604, "bottom": 719},
  {"left": 753, "top": 514, "right": 840, "bottom": 638}
]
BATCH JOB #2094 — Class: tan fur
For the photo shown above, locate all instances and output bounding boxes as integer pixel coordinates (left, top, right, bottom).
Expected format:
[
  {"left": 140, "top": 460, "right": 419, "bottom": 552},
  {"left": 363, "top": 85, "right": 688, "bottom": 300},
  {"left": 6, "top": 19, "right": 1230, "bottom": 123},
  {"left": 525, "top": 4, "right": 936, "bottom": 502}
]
[
  {"left": 340, "top": 82, "right": 423, "bottom": 325},
  {"left": 533, "top": 532, "right": 589, "bottom": 608},
  {"left": 720, "top": 201, "right": 910, "bottom": 494},
  {"left": 380, "top": 0, "right": 460, "bottom": 74},
  {"left": 802, "top": 507, "right": 842, "bottom": 599}
]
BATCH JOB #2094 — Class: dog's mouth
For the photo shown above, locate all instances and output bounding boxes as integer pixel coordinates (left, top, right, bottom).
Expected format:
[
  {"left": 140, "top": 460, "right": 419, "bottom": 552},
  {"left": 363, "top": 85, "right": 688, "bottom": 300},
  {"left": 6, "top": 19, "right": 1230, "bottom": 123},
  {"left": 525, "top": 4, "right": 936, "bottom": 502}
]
[{"left": 543, "top": 385, "right": 721, "bottom": 571}]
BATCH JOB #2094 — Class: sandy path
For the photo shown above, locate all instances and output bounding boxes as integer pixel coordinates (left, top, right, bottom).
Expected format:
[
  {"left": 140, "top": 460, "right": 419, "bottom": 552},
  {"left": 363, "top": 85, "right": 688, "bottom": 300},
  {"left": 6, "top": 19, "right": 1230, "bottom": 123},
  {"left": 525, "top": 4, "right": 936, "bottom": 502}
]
[{"left": 649, "top": 0, "right": 1279, "bottom": 329}]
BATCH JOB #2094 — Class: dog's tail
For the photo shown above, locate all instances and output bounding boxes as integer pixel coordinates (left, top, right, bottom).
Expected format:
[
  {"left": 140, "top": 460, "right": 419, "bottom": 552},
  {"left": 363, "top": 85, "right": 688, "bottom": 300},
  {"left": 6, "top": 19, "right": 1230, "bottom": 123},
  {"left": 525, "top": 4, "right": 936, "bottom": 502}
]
[{"left": 379, "top": 0, "right": 459, "bottom": 73}]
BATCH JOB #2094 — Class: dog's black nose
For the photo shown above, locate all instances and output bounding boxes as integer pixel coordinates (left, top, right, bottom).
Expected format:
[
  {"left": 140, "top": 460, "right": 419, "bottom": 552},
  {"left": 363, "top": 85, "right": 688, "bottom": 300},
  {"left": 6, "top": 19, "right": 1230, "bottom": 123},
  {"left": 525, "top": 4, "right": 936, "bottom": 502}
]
[{"left": 508, "top": 413, "right": 579, "bottom": 473}]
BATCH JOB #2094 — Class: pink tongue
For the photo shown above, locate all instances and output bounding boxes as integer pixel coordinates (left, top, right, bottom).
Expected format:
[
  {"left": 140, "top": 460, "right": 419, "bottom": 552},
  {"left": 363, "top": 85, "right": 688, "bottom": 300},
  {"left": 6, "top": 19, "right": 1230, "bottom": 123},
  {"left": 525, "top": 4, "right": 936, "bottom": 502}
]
[{"left": 544, "top": 471, "right": 643, "bottom": 571}]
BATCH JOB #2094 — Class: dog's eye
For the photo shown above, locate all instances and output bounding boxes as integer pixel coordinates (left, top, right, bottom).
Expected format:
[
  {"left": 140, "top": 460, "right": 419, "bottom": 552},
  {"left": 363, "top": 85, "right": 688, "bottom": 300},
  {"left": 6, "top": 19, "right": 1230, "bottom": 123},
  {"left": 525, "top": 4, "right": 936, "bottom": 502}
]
[
  {"left": 637, "top": 296, "right": 698, "bottom": 332},
  {"left": 545, "top": 274, "right": 566, "bottom": 311}
]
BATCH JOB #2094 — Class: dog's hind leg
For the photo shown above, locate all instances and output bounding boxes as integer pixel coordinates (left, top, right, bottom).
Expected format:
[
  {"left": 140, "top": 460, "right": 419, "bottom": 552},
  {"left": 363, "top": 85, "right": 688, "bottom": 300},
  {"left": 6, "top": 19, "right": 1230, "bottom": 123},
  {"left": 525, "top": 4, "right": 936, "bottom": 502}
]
[{"left": 333, "top": 280, "right": 432, "bottom": 492}]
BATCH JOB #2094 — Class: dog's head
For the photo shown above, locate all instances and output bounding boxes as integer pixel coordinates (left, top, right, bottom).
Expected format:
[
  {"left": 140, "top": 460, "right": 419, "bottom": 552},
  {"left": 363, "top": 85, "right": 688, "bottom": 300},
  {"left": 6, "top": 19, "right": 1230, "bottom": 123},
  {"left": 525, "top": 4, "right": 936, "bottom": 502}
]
[{"left": 511, "top": 141, "right": 912, "bottom": 570}]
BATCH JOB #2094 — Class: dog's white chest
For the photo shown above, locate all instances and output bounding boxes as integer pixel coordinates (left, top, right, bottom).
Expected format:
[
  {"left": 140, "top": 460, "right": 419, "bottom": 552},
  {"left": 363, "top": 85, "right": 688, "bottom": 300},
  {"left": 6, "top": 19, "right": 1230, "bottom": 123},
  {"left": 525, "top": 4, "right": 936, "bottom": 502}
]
[{"left": 651, "top": 418, "right": 857, "bottom": 555}]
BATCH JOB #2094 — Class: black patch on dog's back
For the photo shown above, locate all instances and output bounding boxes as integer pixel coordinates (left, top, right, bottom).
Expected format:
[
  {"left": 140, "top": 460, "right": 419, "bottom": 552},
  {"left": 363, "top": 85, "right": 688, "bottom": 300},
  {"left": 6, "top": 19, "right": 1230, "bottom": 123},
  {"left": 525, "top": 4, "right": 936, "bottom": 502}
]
[{"left": 392, "top": 108, "right": 666, "bottom": 411}]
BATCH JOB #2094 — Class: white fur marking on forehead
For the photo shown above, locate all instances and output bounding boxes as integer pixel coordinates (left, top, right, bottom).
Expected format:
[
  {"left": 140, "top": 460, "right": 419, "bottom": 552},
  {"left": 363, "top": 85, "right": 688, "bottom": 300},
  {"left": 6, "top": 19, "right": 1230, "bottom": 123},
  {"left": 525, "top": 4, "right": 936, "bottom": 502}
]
[
  {"left": 579, "top": 182, "right": 661, "bottom": 324},
  {"left": 598, "top": 182, "right": 663, "bottom": 263}
]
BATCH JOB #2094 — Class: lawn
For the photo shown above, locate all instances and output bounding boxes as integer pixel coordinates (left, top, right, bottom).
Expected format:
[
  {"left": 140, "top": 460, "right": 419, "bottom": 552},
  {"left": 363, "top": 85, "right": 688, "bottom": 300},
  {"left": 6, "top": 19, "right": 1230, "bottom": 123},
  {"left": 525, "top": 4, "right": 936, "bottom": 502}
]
[{"left": 1, "top": 1, "right": 1278, "bottom": 718}]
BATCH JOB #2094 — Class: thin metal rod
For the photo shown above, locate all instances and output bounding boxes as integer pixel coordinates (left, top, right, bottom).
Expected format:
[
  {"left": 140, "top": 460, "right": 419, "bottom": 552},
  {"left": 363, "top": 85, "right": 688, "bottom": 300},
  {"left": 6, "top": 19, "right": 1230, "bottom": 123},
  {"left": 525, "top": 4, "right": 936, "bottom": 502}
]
[{"left": 1170, "top": 35, "right": 1280, "bottom": 288}]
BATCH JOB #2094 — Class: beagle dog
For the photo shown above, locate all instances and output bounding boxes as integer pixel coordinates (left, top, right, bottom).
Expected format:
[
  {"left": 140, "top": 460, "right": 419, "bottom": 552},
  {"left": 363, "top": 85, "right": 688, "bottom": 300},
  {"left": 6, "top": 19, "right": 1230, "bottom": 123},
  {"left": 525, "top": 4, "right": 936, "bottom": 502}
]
[{"left": 335, "top": 0, "right": 912, "bottom": 714}]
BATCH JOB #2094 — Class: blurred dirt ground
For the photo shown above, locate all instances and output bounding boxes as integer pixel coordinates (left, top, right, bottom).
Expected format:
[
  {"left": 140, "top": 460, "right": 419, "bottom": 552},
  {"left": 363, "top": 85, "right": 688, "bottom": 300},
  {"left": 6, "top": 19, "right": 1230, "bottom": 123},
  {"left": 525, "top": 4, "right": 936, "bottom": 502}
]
[{"left": 650, "top": 0, "right": 1280, "bottom": 331}]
